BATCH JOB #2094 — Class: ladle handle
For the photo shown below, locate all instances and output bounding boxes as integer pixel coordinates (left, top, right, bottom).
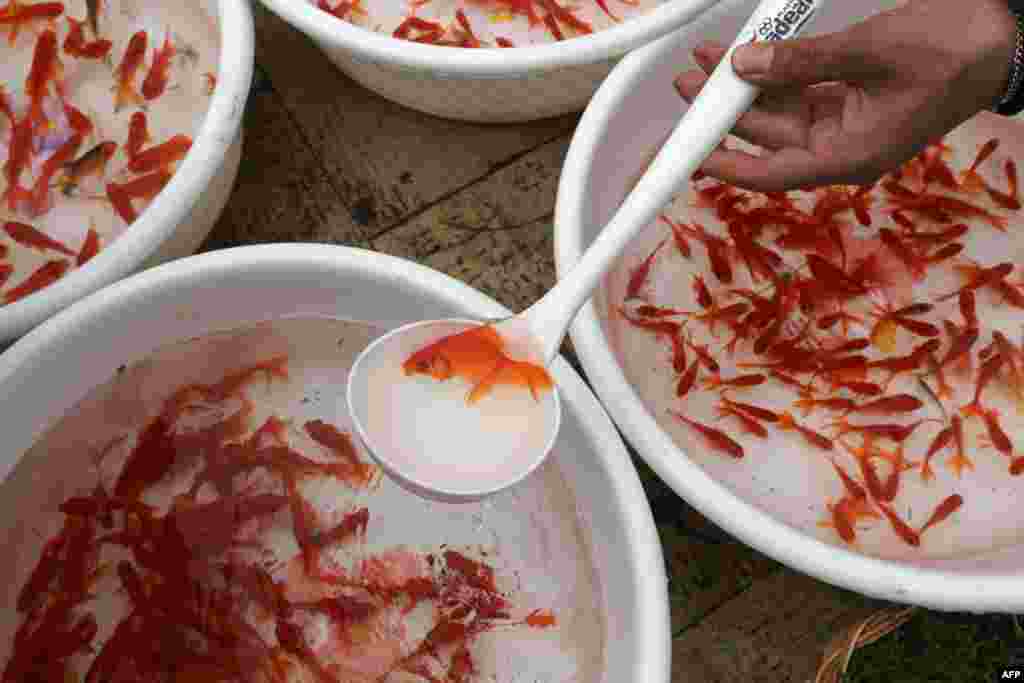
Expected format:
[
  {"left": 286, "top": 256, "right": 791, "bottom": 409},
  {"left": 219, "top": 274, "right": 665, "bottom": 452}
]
[{"left": 525, "top": 0, "right": 825, "bottom": 363}]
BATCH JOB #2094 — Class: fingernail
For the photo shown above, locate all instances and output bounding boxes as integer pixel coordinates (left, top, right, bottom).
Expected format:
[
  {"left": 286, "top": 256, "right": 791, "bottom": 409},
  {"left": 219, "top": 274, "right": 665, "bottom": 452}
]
[
  {"left": 733, "top": 43, "right": 773, "bottom": 77},
  {"left": 673, "top": 77, "right": 690, "bottom": 100},
  {"left": 674, "top": 72, "right": 698, "bottom": 97}
]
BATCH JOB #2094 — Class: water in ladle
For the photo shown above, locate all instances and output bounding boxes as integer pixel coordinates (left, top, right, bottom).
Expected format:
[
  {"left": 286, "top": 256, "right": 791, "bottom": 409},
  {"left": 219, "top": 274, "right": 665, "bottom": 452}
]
[{"left": 347, "top": 317, "right": 560, "bottom": 502}]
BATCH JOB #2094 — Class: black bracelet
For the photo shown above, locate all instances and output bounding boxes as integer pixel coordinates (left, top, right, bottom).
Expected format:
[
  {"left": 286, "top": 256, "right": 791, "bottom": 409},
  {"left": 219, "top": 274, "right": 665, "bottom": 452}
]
[{"left": 996, "top": 2, "right": 1024, "bottom": 116}]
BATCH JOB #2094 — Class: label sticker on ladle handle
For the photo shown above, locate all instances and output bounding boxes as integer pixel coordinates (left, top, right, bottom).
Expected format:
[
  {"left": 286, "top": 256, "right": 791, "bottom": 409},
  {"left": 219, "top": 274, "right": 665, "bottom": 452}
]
[{"left": 737, "top": 0, "right": 820, "bottom": 45}]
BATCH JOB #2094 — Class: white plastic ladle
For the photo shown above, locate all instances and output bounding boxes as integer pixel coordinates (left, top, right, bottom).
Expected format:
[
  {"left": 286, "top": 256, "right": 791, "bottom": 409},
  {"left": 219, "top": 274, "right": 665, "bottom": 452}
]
[{"left": 347, "top": 0, "right": 825, "bottom": 502}]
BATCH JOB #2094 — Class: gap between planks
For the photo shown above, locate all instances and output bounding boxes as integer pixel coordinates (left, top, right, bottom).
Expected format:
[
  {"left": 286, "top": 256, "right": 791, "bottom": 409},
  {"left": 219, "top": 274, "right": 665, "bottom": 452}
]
[
  {"left": 252, "top": 2, "right": 578, "bottom": 239},
  {"left": 670, "top": 569, "right": 885, "bottom": 683},
  {"left": 368, "top": 139, "right": 569, "bottom": 244}
]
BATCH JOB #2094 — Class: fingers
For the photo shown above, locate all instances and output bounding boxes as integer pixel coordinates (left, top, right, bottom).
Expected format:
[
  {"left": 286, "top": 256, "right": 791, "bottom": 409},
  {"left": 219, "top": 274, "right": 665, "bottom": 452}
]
[
  {"left": 686, "top": 28, "right": 887, "bottom": 92},
  {"left": 699, "top": 147, "right": 839, "bottom": 193},
  {"left": 691, "top": 42, "right": 727, "bottom": 73},
  {"left": 731, "top": 29, "right": 887, "bottom": 89},
  {"left": 696, "top": 85, "right": 937, "bottom": 193},
  {"left": 699, "top": 132, "right": 893, "bottom": 193},
  {"left": 675, "top": 49, "right": 811, "bottom": 151},
  {"left": 671, "top": 34, "right": 896, "bottom": 192}
]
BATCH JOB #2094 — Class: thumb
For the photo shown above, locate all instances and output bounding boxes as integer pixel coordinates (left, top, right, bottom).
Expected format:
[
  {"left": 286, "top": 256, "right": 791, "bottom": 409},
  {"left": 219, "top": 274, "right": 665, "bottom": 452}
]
[{"left": 731, "top": 31, "right": 882, "bottom": 88}]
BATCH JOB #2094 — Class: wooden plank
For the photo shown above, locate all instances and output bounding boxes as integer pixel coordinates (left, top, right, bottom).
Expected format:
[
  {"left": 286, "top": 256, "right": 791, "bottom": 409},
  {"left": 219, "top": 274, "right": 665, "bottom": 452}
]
[
  {"left": 658, "top": 520, "right": 781, "bottom": 636},
  {"left": 370, "top": 138, "right": 569, "bottom": 312},
  {"left": 201, "top": 63, "right": 371, "bottom": 252},
  {"left": 671, "top": 569, "right": 885, "bottom": 683},
  {"left": 385, "top": 212, "right": 557, "bottom": 313},
  {"left": 252, "top": 4, "right": 578, "bottom": 238},
  {"left": 366, "top": 135, "right": 585, "bottom": 356}
]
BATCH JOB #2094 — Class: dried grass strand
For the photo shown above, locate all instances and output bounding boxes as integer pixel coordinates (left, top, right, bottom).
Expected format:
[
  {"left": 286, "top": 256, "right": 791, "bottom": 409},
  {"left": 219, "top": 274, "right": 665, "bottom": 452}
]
[{"left": 815, "top": 606, "right": 918, "bottom": 683}]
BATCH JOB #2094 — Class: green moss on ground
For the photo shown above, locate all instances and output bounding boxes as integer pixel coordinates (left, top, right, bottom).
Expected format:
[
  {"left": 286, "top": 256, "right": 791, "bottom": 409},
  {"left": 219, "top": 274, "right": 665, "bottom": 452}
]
[{"left": 843, "top": 611, "right": 1019, "bottom": 682}]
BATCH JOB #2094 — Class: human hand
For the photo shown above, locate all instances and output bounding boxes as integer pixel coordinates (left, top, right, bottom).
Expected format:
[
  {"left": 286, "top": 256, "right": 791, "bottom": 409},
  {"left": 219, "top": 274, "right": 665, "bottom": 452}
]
[{"left": 675, "top": 0, "right": 1018, "bottom": 192}]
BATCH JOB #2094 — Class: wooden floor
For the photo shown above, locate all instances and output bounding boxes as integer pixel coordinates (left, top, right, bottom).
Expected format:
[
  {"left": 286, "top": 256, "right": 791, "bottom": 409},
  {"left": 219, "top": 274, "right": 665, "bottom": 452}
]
[{"left": 200, "top": 6, "right": 974, "bottom": 681}]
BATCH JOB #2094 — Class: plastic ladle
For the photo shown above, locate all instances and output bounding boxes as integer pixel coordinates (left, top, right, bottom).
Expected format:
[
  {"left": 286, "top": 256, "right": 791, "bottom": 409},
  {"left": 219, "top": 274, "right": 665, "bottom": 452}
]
[{"left": 347, "top": 0, "right": 825, "bottom": 502}]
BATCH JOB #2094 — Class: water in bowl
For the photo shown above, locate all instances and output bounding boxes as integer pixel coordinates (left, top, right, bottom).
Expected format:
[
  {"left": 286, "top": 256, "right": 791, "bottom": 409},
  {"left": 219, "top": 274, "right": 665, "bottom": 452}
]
[
  {"left": 603, "top": 116, "right": 1024, "bottom": 564},
  {"left": 0, "top": 316, "right": 604, "bottom": 682}
]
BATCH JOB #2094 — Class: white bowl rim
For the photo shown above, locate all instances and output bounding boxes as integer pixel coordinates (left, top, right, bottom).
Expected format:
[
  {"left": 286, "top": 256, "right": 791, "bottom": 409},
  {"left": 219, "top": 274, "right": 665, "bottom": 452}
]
[
  {"left": 555, "top": 29, "right": 1024, "bottom": 613},
  {"left": 0, "top": 0, "right": 255, "bottom": 342},
  {"left": 258, "top": 0, "right": 722, "bottom": 76},
  {"left": 0, "top": 242, "right": 672, "bottom": 679}
]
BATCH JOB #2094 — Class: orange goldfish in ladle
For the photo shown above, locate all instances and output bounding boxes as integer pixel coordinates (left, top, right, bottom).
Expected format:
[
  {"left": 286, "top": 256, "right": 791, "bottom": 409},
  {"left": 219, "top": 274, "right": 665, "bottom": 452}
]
[{"left": 403, "top": 325, "right": 553, "bottom": 404}]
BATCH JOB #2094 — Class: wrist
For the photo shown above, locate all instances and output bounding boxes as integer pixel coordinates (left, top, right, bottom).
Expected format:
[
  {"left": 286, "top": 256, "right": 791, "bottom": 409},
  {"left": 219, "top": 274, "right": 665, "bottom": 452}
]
[{"left": 994, "top": 0, "right": 1024, "bottom": 114}]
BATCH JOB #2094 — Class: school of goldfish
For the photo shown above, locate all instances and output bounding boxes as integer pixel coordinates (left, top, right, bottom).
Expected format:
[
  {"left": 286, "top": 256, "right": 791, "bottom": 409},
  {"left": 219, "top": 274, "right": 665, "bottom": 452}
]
[
  {"left": 0, "top": 1, "right": 206, "bottom": 306},
  {"left": 618, "top": 132, "right": 1024, "bottom": 550},
  {"left": 3, "top": 356, "right": 556, "bottom": 682},
  {"left": 313, "top": 0, "right": 638, "bottom": 48}
]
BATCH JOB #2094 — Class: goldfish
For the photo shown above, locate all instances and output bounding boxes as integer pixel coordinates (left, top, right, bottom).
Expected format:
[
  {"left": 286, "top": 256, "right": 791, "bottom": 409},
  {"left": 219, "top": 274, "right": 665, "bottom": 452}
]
[
  {"left": 128, "top": 134, "right": 191, "bottom": 173},
  {"left": 63, "top": 103, "right": 91, "bottom": 135},
  {"left": 64, "top": 15, "right": 111, "bottom": 59},
  {"left": 142, "top": 34, "right": 175, "bottom": 101},
  {"left": 29, "top": 131, "right": 82, "bottom": 213},
  {"left": 113, "top": 30, "right": 147, "bottom": 111},
  {"left": 59, "top": 141, "right": 116, "bottom": 195},
  {"left": 106, "top": 168, "right": 171, "bottom": 224},
  {"left": 402, "top": 325, "right": 553, "bottom": 404},
  {"left": 24, "top": 29, "right": 63, "bottom": 129},
  {"left": 125, "top": 110, "right": 149, "bottom": 159},
  {"left": 0, "top": 86, "right": 14, "bottom": 124},
  {"left": 3, "top": 116, "right": 36, "bottom": 210},
  {"left": 76, "top": 225, "right": 99, "bottom": 265},
  {"left": 0, "top": 1, "right": 64, "bottom": 46},
  {"left": 3, "top": 221, "right": 75, "bottom": 256}
]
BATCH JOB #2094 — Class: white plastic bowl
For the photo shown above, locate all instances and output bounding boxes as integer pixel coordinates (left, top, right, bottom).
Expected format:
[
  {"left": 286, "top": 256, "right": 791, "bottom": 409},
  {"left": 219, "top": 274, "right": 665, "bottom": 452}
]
[
  {"left": 553, "top": 0, "right": 1024, "bottom": 613},
  {"left": 0, "top": 243, "right": 670, "bottom": 681},
  {"left": 0, "top": 0, "right": 255, "bottom": 345},
  {"left": 258, "top": 0, "right": 724, "bottom": 122}
]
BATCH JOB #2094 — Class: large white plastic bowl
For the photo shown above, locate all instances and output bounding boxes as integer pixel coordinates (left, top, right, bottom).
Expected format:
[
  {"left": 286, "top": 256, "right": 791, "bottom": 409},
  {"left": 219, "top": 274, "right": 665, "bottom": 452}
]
[
  {"left": 258, "top": 0, "right": 724, "bottom": 122},
  {"left": 552, "top": 0, "right": 1024, "bottom": 613},
  {"left": 0, "top": 243, "right": 671, "bottom": 681},
  {"left": 0, "top": 0, "right": 255, "bottom": 345}
]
